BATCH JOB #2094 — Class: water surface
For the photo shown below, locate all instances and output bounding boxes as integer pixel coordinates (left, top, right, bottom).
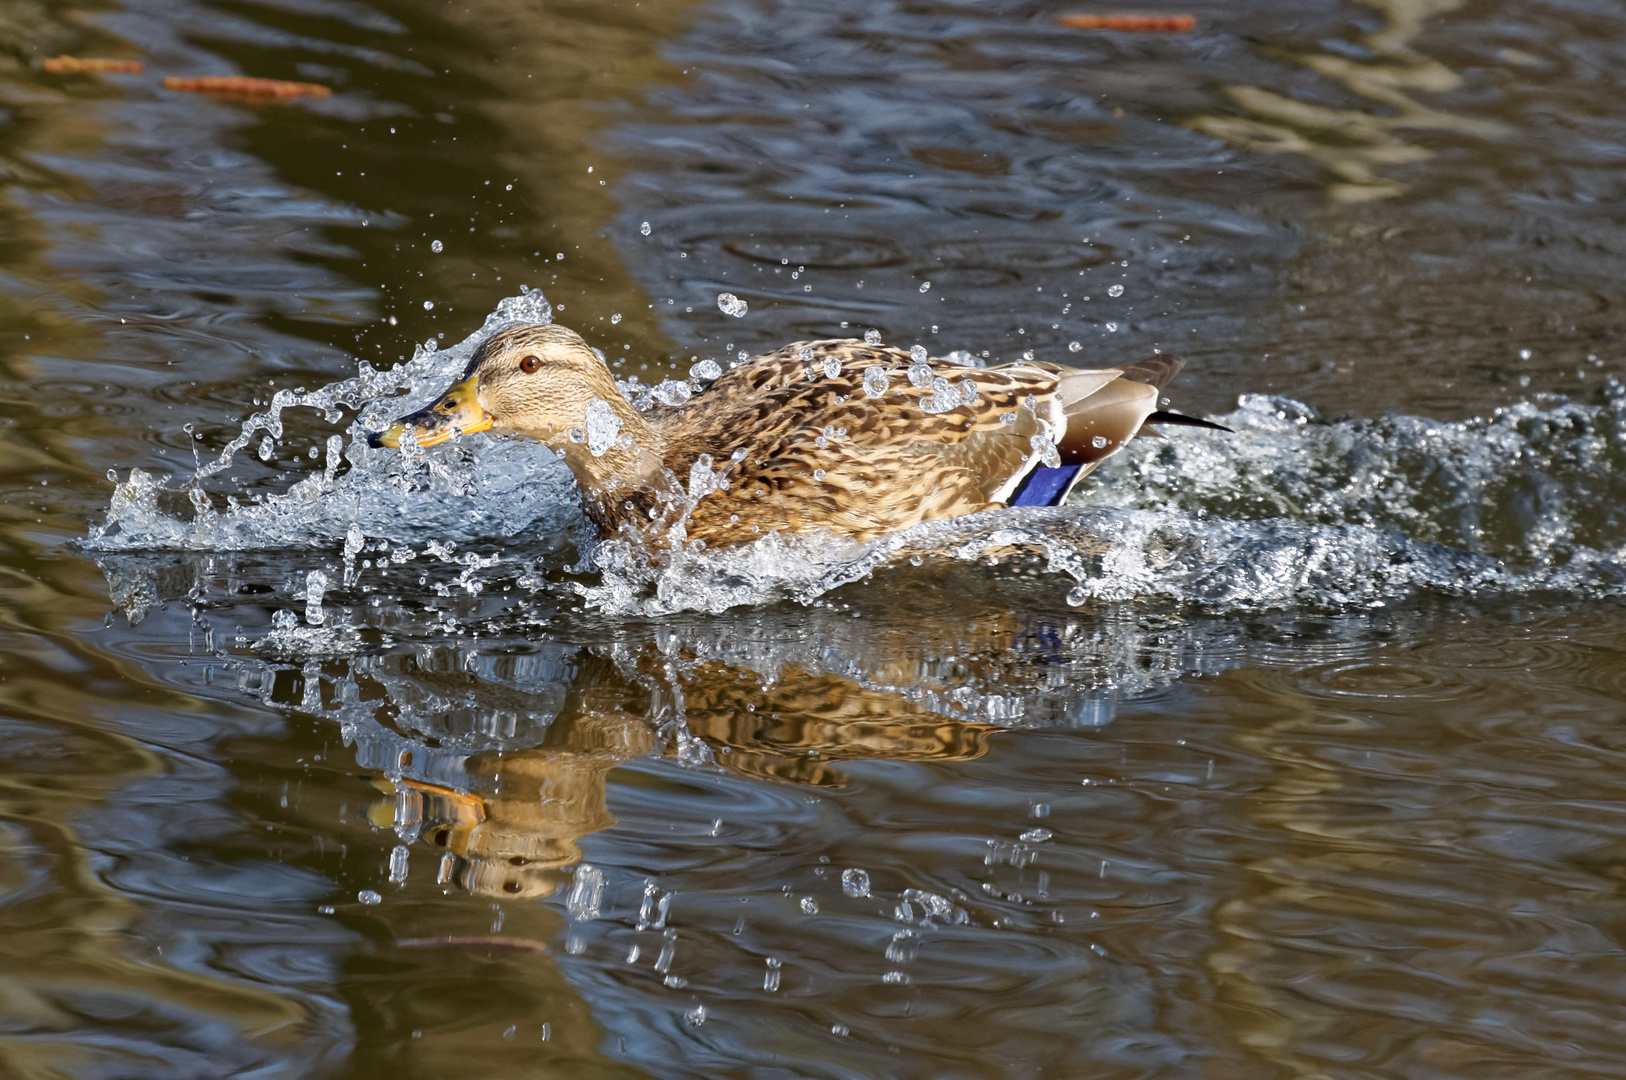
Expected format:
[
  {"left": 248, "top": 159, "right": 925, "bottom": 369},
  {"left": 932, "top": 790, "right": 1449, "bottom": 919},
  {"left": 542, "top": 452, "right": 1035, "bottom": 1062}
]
[{"left": 2, "top": 0, "right": 1626, "bottom": 1077}]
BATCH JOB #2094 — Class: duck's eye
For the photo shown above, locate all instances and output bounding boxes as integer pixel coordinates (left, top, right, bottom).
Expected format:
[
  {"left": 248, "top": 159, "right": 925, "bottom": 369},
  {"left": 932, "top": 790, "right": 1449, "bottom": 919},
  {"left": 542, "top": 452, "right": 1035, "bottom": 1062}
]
[{"left": 519, "top": 355, "right": 541, "bottom": 374}]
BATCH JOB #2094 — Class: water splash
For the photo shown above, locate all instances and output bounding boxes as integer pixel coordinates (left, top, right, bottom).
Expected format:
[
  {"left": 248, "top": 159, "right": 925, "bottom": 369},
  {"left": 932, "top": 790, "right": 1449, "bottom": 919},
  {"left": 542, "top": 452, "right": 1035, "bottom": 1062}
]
[
  {"left": 86, "top": 293, "right": 1626, "bottom": 615},
  {"left": 86, "top": 290, "right": 577, "bottom": 552}
]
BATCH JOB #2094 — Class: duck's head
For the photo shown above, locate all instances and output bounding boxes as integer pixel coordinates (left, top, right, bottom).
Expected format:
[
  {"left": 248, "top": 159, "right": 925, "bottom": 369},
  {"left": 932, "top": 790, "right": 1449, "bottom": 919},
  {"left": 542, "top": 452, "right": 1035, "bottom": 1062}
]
[{"left": 369, "top": 323, "right": 626, "bottom": 450}]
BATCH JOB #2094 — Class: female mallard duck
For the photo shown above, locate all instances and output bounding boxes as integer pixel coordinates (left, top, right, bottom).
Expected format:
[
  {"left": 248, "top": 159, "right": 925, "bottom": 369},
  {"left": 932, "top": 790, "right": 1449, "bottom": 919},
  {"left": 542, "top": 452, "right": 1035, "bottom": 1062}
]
[{"left": 371, "top": 323, "right": 1222, "bottom": 549}]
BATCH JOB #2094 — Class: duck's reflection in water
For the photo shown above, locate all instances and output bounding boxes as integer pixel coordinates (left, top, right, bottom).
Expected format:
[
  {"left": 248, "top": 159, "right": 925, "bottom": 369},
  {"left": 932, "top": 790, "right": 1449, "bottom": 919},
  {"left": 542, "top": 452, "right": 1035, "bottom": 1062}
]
[
  {"left": 95, "top": 549, "right": 1244, "bottom": 899},
  {"left": 345, "top": 649, "right": 997, "bottom": 898}
]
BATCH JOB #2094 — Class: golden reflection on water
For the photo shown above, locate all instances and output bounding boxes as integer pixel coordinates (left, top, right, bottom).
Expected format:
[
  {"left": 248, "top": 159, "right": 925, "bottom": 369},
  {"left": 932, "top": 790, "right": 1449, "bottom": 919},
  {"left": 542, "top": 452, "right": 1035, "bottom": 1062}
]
[
  {"left": 1192, "top": 0, "right": 1505, "bottom": 201},
  {"left": 365, "top": 653, "right": 993, "bottom": 898}
]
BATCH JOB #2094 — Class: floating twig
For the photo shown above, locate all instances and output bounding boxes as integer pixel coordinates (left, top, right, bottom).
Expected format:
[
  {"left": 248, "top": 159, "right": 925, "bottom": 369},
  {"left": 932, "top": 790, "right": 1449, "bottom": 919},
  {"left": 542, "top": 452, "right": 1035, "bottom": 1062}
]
[
  {"left": 1054, "top": 14, "right": 1196, "bottom": 31},
  {"left": 42, "top": 56, "right": 144, "bottom": 74},
  {"left": 163, "top": 76, "right": 332, "bottom": 100}
]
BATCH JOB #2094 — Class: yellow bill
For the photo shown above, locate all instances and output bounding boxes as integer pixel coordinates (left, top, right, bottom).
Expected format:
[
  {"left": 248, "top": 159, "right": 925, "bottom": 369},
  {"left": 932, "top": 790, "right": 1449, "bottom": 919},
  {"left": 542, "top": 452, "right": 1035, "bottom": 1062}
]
[{"left": 369, "top": 375, "right": 493, "bottom": 449}]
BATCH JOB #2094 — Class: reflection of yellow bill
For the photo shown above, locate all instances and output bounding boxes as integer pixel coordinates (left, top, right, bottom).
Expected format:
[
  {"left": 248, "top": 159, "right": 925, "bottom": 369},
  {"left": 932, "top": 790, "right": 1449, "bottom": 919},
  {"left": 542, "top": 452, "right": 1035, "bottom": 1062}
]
[{"left": 370, "top": 375, "right": 493, "bottom": 449}]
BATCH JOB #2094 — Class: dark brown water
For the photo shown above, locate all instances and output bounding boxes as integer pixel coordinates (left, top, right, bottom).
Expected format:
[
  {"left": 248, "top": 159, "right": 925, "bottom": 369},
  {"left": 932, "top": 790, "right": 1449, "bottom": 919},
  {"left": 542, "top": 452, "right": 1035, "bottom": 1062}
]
[{"left": 4, "top": 0, "right": 1626, "bottom": 1077}]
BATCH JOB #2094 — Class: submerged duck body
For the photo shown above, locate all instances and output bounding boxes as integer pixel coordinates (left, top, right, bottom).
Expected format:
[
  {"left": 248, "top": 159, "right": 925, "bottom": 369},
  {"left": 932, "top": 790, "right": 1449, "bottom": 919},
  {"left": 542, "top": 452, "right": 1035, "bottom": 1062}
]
[{"left": 373, "top": 323, "right": 1218, "bottom": 549}]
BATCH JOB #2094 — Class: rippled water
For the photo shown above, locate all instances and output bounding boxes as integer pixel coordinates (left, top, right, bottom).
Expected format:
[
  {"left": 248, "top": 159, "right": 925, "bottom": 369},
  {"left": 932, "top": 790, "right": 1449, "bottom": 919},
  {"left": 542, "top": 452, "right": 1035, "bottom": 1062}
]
[{"left": 4, "top": 0, "right": 1626, "bottom": 1077}]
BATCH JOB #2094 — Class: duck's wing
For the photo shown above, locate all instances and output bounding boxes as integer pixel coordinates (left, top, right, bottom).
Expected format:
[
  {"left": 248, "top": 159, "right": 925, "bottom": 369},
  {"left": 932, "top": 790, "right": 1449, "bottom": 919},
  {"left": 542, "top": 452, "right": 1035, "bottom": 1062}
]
[{"left": 663, "top": 340, "right": 1086, "bottom": 540}]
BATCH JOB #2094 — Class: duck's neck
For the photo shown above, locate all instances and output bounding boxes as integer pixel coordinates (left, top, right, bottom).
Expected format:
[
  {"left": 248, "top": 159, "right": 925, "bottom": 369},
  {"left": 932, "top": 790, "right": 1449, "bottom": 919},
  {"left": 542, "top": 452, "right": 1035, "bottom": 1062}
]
[{"left": 539, "top": 396, "right": 679, "bottom": 534}]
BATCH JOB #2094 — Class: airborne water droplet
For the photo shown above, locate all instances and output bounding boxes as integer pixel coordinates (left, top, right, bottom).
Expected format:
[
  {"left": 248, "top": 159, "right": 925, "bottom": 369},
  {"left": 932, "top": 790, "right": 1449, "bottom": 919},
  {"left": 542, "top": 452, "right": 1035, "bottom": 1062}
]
[
  {"left": 1108, "top": 284, "right": 1124, "bottom": 297},
  {"left": 863, "top": 367, "right": 888, "bottom": 398},
  {"left": 864, "top": 329, "right": 882, "bottom": 345},
  {"left": 430, "top": 239, "right": 443, "bottom": 253},
  {"left": 652, "top": 379, "right": 692, "bottom": 406},
  {"left": 640, "top": 221, "right": 652, "bottom": 236},
  {"left": 717, "top": 292, "right": 748, "bottom": 317},
  {"left": 584, "top": 398, "right": 623, "bottom": 457},
  {"left": 304, "top": 569, "right": 328, "bottom": 625}
]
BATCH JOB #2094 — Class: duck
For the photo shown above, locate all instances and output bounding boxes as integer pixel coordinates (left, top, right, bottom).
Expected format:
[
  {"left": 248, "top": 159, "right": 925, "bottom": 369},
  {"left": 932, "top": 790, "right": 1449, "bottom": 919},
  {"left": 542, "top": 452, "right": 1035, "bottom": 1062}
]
[{"left": 370, "top": 323, "right": 1224, "bottom": 549}]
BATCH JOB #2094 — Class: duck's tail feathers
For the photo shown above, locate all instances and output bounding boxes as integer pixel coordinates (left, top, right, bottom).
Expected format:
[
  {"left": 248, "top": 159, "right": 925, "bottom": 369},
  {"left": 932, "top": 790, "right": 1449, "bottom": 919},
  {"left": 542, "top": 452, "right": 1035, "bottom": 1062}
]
[{"left": 1055, "top": 377, "right": 1158, "bottom": 466}]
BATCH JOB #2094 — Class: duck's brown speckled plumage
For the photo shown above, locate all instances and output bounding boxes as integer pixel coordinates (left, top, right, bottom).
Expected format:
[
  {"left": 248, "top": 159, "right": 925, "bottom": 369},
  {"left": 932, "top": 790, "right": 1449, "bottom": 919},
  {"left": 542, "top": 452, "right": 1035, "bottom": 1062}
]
[
  {"left": 629, "top": 338, "right": 1064, "bottom": 544},
  {"left": 375, "top": 323, "right": 1200, "bottom": 549}
]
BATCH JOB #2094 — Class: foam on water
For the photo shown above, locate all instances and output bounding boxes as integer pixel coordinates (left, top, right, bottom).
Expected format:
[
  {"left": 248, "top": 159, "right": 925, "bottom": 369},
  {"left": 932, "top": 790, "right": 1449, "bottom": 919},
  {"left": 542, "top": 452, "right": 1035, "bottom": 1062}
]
[{"left": 84, "top": 292, "right": 1626, "bottom": 614}]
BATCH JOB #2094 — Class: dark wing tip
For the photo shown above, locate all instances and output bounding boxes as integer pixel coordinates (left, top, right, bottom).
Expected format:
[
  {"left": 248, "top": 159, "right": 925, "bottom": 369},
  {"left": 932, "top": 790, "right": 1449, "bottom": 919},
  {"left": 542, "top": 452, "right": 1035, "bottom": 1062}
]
[
  {"left": 1146, "top": 410, "right": 1231, "bottom": 433},
  {"left": 1117, "top": 354, "right": 1186, "bottom": 390}
]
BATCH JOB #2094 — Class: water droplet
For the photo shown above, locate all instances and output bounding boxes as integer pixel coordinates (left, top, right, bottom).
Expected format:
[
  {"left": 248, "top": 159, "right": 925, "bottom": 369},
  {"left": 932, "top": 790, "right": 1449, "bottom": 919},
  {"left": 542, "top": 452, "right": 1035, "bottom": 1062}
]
[
  {"left": 717, "top": 292, "right": 748, "bottom": 317},
  {"left": 358, "top": 889, "right": 381, "bottom": 905},
  {"left": 864, "top": 329, "right": 882, "bottom": 345},
  {"left": 832, "top": 1024, "right": 849, "bottom": 1036},
  {"left": 388, "top": 844, "right": 409, "bottom": 883},
  {"left": 821, "top": 356, "right": 841, "bottom": 379},
  {"left": 919, "top": 281, "right": 931, "bottom": 293},
  {"left": 841, "top": 869, "right": 871, "bottom": 898},
  {"left": 640, "top": 221, "right": 652, "bottom": 236},
  {"left": 272, "top": 609, "right": 298, "bottom": 632},
  {"left": 689, "top": 359, "right": 722, "bottom": 381},
  {"left": 863, "top": 366, "right": 889, "bottom": 398},
  {"left": 1519, "top": 348, "right": 1532, "bottom": 360},
  {"left": 921, "top": 376, "right": 959, "bottom": 414},
  {"left": 423, "top": 300, "right": 434, "bottom": 310},
  {"left": 684, "top": 1005, "right": 706, "bottom": 1028},
  {"left": 430, "top": 239, "right": 443, "bottom": 253},
  {"left": 1019, "top": 827, "right": 1053, "bottom": 842},
  {"left": 1031, "top": 431, "right": 1061, "bottom": 468},
  {"left": 304, "top": 569, "right": 328, "bottom": 625},
  {"left": 1106, "top": 322, "right": 1118, "bottom": 332},
  {"left": 257, "top": 436, "right": 275, "bottom": 461},
  {"left": 584, "top": 398, "right": 623, "bottom": 457},
  {"left": 959, "top": 379, "right": 978, "bottom": 406},
  {"left": 1068, "top": 341, "right": 1082, "bottom": 353},
  {"left": 910, "top": 344, "right": 928, "bottom": 363},
  {"left": 763, "top": 957, "right": 782, "bottom": 992},
  {"left": 568, "top": 864, "right": 606, "bottom": 921},
  {"left": 813, "top": 468, "right": 826, "bottom": 481},
  {"left": 1107, "top": 284, "right": 1124, "bottom": 297},
  {"left": 653, "top": 379, "right": 692, "bottom": 406},
  {"left": 610, "top": 312, "right": 622, "bottom": 324},
  {"left": 999, "top": 412, "right": 1016, "bottom": 426},
  {"left": 800, "top": 896, "right": 819, "bottom": 914},
  {"left": 1091, "top": 435, "right": 1108, "bottom": 449},
  {"left": 908, "top": 363, "right": 933, "bottom": 388}
]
